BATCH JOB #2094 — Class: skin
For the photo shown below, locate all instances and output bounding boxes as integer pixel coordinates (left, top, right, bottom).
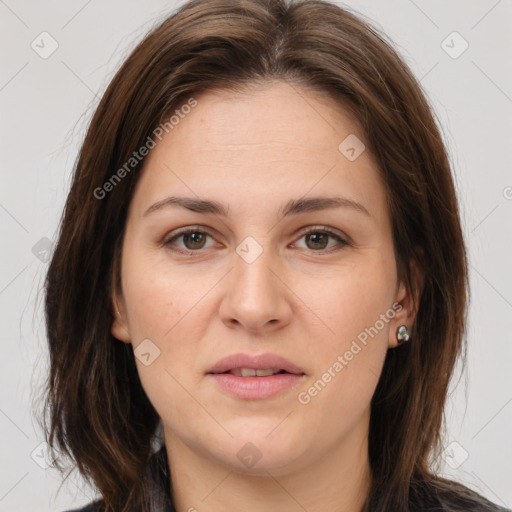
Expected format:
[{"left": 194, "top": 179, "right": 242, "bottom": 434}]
[{"left": 111, "top": 80, "right": 422, "bottom": 512}]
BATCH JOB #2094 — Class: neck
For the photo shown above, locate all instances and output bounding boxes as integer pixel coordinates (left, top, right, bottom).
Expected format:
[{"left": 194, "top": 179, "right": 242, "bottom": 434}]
[{"left": 163, "top": 412, "right": 372, "bottom": 512}]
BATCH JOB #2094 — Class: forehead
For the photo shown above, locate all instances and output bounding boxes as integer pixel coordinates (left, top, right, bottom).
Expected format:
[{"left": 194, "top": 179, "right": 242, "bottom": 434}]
[
  {"left": 129, "top": 80, "right": 386, "bottom": 220},
  {"left": 171, "top": 80, "right": 364, "bottom": 156}
]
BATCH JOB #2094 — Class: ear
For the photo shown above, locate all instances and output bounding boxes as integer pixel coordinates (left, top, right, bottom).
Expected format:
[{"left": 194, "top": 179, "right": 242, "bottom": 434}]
[
  {"left": 111, "top": 293, "right": 131, "bottom": 344},
  {"left": 388, "top": 254, "right": 424, "bottom": 349}
]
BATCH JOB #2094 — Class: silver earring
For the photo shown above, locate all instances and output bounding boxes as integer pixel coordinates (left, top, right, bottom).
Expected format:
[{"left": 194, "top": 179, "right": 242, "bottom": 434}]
[
  {"left": 116, "top": 309, "right": 121, "bottom": 317},
  {"left": 397, "top": 325, "right": 409, "bottom": 343}
]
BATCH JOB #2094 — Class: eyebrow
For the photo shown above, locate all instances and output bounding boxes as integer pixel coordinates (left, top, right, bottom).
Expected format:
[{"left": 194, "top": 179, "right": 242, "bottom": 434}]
[{"left": 143, "top": 195, "right": 371, "bottom": 218}]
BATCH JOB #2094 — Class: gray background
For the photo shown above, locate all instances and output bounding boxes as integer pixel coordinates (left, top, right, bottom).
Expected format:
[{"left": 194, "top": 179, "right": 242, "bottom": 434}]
[{"left": 1, "top": 1, "right": 511, "bottom": 511}]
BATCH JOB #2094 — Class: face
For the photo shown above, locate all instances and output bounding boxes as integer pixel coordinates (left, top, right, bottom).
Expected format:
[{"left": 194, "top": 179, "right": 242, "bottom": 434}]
[{"left": 111, "top": 80, "right": 416, "bottom": 477}]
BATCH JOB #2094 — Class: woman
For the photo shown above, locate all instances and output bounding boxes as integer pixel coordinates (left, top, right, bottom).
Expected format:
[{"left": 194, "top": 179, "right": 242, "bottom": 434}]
[{"left": 41, "top": 0, "right": 510, "bottom": 511}]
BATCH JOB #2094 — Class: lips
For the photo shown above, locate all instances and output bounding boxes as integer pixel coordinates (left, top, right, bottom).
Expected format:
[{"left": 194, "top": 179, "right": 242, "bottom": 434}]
[{"left": 206, "top": 352, "right": 305, "bottom": 376}]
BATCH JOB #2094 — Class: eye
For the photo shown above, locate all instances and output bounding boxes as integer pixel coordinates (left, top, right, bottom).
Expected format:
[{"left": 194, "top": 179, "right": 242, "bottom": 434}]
[
  {"left": 162, "top": 225, "right": 349, "bottom": 255},
  {"left": 163, "top": 227, "right": 215, "bottom": 254},
  {"left": 293, "top": 226, "right": 349, "bottom": 253}
]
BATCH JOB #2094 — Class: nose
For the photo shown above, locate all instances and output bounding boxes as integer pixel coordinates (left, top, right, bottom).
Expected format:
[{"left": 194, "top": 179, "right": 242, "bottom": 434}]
[{"left": 218, "top": 240, "right": 293, "bottom": 335}]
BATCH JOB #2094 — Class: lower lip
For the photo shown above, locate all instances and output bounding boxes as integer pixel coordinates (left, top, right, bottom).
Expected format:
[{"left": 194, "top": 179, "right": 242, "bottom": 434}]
[{"left": 208, "top": 373, "right": 306, "bottom": 400}]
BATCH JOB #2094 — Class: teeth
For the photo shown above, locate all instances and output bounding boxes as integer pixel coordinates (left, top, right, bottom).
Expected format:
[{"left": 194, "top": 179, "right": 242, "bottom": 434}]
[{"left": 233, "top": 368, "right": 281, "bottom": 377}]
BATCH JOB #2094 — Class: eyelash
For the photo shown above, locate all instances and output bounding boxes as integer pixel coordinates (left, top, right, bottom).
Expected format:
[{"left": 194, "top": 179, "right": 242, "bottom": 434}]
[{"left": 162, "top": 225, "right": 350, "bottom": 256}]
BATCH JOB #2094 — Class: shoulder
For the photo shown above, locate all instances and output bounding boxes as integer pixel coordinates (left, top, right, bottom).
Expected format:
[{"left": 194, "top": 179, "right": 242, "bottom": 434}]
[
  {"left": 437, "top": 487, "right": 509, "bottom": 511},
  {"left": 411, "top": 477, "right": 511, "bottom": 512}
]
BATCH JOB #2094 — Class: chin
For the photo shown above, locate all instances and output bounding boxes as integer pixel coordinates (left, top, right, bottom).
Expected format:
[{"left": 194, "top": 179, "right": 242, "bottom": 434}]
[
  {"left": 219, "top": 427, "right": 305, "bottom": 475},
  {"left": 226, "top": 446, "right": 304, "bottom": 477}
]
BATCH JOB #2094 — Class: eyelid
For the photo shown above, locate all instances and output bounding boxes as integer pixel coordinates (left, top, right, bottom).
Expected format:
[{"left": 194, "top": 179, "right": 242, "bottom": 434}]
[
  {"left": 291, "top": 225, "right": 350, "bottom": 252},
  {"left": 294, "top": 225, "right": 349, "bottom": 243},
  {"left": 161, "top": 225, "right": 217, "bottom": 249}
]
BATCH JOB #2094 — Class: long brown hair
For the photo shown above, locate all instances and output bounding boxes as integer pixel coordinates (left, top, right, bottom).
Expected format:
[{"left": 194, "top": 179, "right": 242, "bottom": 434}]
[{"left": 39, "top": 0, "right": 499, "bottom": 510}]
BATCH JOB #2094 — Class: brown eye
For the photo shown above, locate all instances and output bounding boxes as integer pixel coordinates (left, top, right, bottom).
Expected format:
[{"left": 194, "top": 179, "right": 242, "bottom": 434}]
[
  {"left": 164, "top": 228, "right": 215, "bottom": 254},
  {"left": 163, "top": 225, "right": 349, "bottom": 256},
  {"left": 305, "top": 232, "right": 330, "bottom": 250},
  {"left": 182, "top": 232, "right": 207, "bottom": 250},
  {"left": 294, "top": 227, "right": 349, "bottom": 253}
]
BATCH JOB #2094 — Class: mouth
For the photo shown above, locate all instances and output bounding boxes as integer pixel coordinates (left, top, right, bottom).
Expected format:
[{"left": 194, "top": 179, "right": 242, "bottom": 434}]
[
  {"left": 206, "top": 352, "right": 306, "bottom": 376},
  {"left": 206, "top": 353, "right": 306, "bottom": 400},
  {"left": 219, "top": 368, "right": 295, "bottom": 377}
]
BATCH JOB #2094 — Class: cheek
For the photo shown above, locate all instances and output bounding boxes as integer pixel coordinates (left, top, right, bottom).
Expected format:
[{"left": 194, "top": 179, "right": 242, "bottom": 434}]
[
  {"left": 309, "top": 258, "right": 396, "bottom": 350},
  {"left": 300, "top": 257, "right": 395, "bottom": 405},
  {"left": 120, "top": 246, "right": 209, "bottom": 393},
  {"left": 121, "top": 247, "right": 194, "bottom": 340}
]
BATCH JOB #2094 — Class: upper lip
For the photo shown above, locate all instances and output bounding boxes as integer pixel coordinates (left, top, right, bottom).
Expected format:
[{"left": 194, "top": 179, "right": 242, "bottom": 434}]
[{"left": 207, "top": 352, "right": 305, "bottom": 375}]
